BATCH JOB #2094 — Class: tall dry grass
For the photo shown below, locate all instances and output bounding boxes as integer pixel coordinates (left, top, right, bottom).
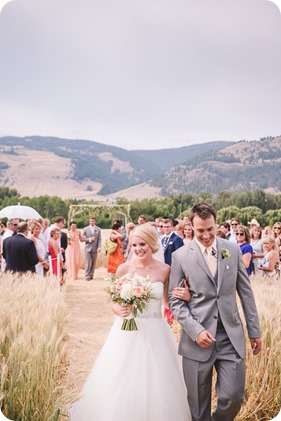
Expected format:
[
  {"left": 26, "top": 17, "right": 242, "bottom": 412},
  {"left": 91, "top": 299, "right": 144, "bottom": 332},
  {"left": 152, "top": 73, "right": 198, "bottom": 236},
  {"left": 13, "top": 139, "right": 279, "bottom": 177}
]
[
  {"left": 235, "top": 274, "right": 281, "bottom": 420},
  {"left": 0, "top": 273, "right": 69, "bottom": 421}
]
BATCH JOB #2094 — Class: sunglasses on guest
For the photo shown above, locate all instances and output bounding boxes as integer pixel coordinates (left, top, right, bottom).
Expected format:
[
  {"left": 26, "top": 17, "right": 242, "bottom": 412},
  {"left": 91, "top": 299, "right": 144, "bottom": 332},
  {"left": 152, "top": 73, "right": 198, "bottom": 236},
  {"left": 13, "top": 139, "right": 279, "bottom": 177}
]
[{"left": 236, "top": 232, "right": 245, "bottom": 236}]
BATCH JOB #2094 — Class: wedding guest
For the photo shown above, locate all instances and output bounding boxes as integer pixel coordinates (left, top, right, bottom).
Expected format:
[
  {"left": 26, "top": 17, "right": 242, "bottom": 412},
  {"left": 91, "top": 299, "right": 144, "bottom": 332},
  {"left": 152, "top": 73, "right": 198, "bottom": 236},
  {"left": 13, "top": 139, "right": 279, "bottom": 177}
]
[
  {"left": 81, "top": 217, "right": 101, "bottom": 281},
  {"left": 124, "top": 222, "right": 135, "bottom": 260},
  {"left": 258, "top": 235, "right": 279, "bottom": 277},
  {"left": 1, "top": 218, "right": 19, "bottom": 272},
  {"left": 45, "top": 216, "right": 65, "bottom": 248},
  {"left": 107, "top": 223, "right": 125, "bottom": 274},
  {"left": 262, "top": 226, "right": 273, "bottom": 237},
  {"left": 216, "top": 228, "right": 226, "bottom": 239},
  {"left": 30, "top": 221, "right": 49, "bottom": 276},
  {"left": 175, "top": 221, "right": 185, "bottom": 238},
  {"left": 137, "top": 214, "right": 146, "bottom": 225},
  {"left": 69, "top": 223, "right": 192, "bottom": 421},
  {"left": 236, "top": 225, "right": 253, "bottom": 276},
  {"left": 169, "top": 202, "right": 261, "bottom": 421},
  {"left": 48, "top": 227, "right": 63, "bottom": 282},
  {"left": 113, "top": 219, "right": 127, "bottom": 256},
  {"left": 218, "top": 221, "right": 231, "bottom": 240},
  {"left": 0, "top": 221, "right": 6, "bottom": 236},
  {"left": 161, "top": 218, "right": 184, "bottom": 266},
  {"left": 229, "top": 217, "right": 240, "bottom": 242},
  {"left": 183, "top": 222, "right": 194, "bottom": 244},
  {"left": 147, "top": 222, "right": 164, "bottom": 262},
  {"left": 250, "top": 226, "right": 263, "bottom": 275},
  {"left": 272, "top": 222, "right": 281, "bottom": 260},
  {"left": 2, "top": 222, "right": 38, "bottom": 273},
  {"left": 66, "top": 221, "right": 82, "bottom": 281},
  {"left": 248, "top": 218, "right": 260, "bottom": 234}
]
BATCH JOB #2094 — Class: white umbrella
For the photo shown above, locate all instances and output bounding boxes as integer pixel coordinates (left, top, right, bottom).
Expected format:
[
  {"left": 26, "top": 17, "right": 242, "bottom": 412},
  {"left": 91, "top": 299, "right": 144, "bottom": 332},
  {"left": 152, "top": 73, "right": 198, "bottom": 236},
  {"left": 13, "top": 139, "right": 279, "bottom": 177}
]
[{"left": 0, "top": 205, "right": 42, "bottom": 220}]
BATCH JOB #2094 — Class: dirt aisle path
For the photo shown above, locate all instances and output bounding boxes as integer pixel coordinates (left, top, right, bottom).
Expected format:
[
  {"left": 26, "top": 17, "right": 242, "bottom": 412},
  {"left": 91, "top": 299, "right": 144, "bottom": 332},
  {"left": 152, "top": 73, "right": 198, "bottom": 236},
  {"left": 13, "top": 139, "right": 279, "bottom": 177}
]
[{"left": 63, "top": 267, "right": 114, "bottom": 395}]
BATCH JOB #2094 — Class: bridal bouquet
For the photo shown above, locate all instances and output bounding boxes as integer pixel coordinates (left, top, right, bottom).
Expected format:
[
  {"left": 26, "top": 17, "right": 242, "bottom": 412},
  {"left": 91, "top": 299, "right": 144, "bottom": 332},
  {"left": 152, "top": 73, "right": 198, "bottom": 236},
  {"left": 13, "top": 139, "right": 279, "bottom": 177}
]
[{"left": 106, "top": 272, "right": 155, "bottom": 331}]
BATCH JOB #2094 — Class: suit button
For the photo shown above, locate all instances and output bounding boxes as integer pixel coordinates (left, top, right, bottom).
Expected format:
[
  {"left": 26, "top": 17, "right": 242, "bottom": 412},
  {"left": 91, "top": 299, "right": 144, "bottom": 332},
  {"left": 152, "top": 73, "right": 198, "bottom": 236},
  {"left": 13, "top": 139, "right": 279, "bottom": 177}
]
[{"left": 214, "top": 316, "right": 218, "bottom": 319}]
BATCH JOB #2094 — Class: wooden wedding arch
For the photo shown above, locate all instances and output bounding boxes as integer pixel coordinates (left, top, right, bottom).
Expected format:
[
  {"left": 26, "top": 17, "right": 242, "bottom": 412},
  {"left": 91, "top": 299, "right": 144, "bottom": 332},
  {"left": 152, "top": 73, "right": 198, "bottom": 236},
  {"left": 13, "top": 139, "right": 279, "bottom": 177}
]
[{"left": 68, "top": 203, "right": 131, "bottom": 227}]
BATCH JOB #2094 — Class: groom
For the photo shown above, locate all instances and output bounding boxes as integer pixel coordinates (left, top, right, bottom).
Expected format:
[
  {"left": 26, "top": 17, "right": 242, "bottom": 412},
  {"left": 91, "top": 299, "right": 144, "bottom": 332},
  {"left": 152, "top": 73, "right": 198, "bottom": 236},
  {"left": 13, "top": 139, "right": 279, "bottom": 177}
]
[{"left": 168, "top": 202, "right": 261, "bottom": 421}]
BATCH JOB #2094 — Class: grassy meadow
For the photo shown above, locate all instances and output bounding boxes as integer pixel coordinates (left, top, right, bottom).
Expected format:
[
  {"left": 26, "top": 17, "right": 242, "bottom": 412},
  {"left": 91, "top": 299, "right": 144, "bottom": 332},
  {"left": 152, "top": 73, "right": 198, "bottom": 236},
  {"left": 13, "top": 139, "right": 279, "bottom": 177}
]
[
  {"left": 0, "top": 269, "right": 280, "bottom": 420},
  {"left": 0, "top": 273, "right": 70, "bottom": 421}
]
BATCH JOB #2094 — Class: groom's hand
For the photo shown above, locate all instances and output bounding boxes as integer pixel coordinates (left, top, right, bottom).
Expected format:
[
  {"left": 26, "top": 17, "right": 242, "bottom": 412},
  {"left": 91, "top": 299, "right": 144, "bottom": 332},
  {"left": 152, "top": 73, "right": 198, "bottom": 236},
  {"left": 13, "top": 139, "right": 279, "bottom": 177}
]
[
  {"left": 250, "top": 338, "right": 261, "bottom": 355},
  {"left": 196, "top": 330, "right": 216, "bottom": 348}
]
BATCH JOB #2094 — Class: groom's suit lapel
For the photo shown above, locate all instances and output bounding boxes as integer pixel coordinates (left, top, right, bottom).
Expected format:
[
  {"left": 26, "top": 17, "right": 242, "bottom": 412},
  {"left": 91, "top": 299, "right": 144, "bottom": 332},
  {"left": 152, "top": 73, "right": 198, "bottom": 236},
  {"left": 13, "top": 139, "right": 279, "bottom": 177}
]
[
  {"left": 216, "top": 239, "right": 228, "bottom": 291},
  {"left": 190, "top": 239, "right": 217, "bottom": 287}
]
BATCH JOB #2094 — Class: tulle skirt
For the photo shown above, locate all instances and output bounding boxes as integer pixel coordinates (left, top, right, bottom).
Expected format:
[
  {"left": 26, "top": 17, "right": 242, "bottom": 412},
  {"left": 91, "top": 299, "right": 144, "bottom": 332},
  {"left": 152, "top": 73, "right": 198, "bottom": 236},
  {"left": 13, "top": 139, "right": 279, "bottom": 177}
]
[{"left": 69, "top": 315, "right": 191, "bottom": 421}]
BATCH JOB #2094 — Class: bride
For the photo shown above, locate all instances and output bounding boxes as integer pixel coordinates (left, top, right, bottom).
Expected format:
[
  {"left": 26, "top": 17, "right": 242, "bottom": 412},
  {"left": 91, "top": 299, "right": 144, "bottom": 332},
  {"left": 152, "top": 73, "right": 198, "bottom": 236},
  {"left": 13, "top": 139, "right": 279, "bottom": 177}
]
[{"left": 69, "top": 223, "right": 192, "bottom": 421}]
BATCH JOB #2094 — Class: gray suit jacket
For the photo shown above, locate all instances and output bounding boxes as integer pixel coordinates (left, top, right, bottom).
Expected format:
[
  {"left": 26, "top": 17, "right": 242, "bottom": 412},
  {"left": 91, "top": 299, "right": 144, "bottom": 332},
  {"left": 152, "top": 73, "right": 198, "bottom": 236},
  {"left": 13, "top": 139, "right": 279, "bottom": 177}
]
[
  {"left": 82, "top": 225, "right": 101, "bottom": 252},
  {"left": 168, "top": 237, "right": 260, "bottom": 361}
]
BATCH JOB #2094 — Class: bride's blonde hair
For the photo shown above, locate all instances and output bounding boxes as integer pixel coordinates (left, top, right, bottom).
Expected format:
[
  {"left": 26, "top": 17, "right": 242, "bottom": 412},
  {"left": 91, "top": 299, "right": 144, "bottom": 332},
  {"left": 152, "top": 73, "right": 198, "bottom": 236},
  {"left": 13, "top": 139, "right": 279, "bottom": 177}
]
[{"left": 132, "top": 223, "right": 159, "bottom": 254}]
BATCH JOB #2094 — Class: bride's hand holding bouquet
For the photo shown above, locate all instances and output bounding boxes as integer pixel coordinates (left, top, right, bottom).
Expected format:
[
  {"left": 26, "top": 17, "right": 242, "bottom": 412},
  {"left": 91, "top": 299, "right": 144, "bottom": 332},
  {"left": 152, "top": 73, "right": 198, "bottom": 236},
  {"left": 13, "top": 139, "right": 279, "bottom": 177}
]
[{"left": 106, "top": 272, "right": 155, "bottom": 331}]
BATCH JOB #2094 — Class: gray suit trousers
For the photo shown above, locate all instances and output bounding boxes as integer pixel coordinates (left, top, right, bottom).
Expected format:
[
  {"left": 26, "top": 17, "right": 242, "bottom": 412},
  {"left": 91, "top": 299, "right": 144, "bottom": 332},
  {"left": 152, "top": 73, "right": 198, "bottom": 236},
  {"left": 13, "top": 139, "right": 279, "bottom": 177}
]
[
  {"left": 182, "top": 324, "right": 246, "bottom": 421},
  {"left": 85, "top": 250, "right": 98, "bottom": 280}
]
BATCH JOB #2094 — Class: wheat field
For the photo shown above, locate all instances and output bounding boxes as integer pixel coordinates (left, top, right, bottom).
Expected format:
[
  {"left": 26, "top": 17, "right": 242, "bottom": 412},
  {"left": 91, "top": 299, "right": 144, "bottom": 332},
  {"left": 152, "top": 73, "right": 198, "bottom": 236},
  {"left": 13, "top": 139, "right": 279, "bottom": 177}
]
[{"left": 0, "top": 270, "right": 280, "bottom": 420}]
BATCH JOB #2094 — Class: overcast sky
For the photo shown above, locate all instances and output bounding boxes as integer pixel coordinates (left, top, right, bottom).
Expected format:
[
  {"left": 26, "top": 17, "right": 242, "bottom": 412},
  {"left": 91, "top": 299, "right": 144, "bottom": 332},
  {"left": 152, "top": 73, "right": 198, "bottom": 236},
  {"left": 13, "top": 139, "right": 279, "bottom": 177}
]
[{"left": 0, "top": 0, "right": 280, "bottom": 150}]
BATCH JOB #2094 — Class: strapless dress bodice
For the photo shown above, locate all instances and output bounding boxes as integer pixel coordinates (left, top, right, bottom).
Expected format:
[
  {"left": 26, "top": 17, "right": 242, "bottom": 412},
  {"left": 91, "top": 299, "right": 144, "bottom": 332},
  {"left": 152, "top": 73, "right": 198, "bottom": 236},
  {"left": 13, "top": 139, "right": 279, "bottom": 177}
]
[{"left": 136, "top": 281, "right": 163, "bottom": 319}]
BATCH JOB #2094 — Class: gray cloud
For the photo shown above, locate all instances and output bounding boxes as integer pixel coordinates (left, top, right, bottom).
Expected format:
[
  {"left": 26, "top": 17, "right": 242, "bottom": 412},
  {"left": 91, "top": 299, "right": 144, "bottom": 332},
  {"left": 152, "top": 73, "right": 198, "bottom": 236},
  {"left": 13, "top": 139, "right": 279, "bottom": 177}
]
[{"left": 0, "top": 0, "right": 280, "bottom": 149}]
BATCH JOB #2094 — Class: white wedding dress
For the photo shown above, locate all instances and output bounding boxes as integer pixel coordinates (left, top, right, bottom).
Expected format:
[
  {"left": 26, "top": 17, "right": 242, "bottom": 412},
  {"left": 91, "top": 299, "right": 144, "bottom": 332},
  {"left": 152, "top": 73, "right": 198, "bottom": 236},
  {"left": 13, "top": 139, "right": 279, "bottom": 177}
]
[{"left": 69, "top": 280, "right": 191, "bottom": 421}]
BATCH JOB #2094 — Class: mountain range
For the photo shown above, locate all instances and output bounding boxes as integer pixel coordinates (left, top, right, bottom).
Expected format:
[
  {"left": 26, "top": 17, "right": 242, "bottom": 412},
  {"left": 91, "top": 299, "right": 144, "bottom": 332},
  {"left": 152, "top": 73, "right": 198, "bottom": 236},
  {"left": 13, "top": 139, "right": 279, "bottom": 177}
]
[{"left": 0, "top": 135, "right": 280, "bottom": 200}]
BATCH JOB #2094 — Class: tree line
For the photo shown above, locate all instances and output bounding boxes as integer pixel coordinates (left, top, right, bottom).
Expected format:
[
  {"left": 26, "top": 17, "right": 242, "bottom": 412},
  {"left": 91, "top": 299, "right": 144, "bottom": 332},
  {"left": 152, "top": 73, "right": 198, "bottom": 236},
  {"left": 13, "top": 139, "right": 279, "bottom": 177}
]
[{"left": 0, "top": 187, "right": 280, "bottom": 228}]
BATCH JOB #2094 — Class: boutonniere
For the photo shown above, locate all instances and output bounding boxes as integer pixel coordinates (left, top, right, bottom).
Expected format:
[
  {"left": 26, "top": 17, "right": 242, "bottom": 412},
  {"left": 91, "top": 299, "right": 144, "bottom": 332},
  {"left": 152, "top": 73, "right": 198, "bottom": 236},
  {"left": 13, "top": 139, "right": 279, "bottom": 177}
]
[{"left": 221, "top": 248, "right": 231, "bottom": 259}]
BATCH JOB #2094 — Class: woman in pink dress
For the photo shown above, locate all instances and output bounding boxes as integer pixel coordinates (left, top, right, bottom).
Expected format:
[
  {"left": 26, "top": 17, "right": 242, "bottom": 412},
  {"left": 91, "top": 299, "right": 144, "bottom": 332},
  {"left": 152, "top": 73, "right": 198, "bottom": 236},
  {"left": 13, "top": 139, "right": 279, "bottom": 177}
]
[
  {"left": 66, "top": 221, "right": 82, "bottom": 281},
  {"left": 48, "top": 227, "right": 63, "bottom": 283}
]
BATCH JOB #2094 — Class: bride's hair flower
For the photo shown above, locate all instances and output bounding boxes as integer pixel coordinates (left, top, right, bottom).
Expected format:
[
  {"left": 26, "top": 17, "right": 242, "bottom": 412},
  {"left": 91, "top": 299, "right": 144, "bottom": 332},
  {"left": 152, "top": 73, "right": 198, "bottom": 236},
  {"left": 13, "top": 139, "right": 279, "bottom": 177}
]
[{"left": 106, "top": 272, "right": 155, "bottom": 331}]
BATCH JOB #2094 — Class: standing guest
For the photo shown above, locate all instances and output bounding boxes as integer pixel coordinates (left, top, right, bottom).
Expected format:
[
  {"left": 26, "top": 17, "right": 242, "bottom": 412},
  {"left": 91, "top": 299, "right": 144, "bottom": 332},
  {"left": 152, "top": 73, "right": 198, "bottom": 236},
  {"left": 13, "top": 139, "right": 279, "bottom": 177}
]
[
  {"left": 137, "top": 215, "right": 146, "bottom": 225},
  {"left": 248, "top": 218, "right": 260, "bottom": 234},
  {"left": 218, "top": 221, "right": 231, "bottom": 240},
  {"left": 262, "top": 226, "right": 273, "bottom": 237},
  {"left": 66, "top": 221, "right": 82, "bottom": 281},
  {"left": 45, "top": 216, "right": 66, "bottom": 248},
  {"left": 1, "top": 218, "right": 19, "bottom": 272},
  {"left": 157, "top": 221, "right": 165, "bottom": 238},
  {"left": 216, "top": 228, "right": 226, "bottom": 239},
  {"left": 258, "top": 235, "right": 279, "bottom": 277},
  {"left": 107, "top": 223, "right": 125, "bottom": 274},
  {"left": 124, "top": 222, "right": 135, "bottom": 260},
  {"left": 169, "top": 202, "right": 261, "bottom": 421},
  {"left": 272, "top": 222, "right": 281, "bottom": 260},
  {"left": 0, "top": 221, "right": 6, "bottom": 236},
  {"left": 229, "top": 217, "right": 240, "bottom": 242},
  {"left": 48, "top": 227, "right": 63, "bottom": 282},
  {"left": 82, "top": 217, "right": 101, "bottom": 281},
  {"left": 113, "top": 219, "right": 127, "bottom": 256},
  {"left": 30, "top": 221, "right": 49, "bottom": 276},
  {"left": 250, "top": 226, "right": 264, "bottom": 275},
  {"left": 161, "top": 218, "right": 184, "bottom": 266},
  {"left": 183, "top": 222, "right": 194, "bottom": 245},
  {"left": 3, "top": 222, "right": 38, "bottom": 273},
  {"left": 147, "top": 222, "right": 165, "bottom": 262},
  {"left": 175, "top": 221, "right": 185, "bottom": 238},
  {"left": 236, "top": 225, "right": 253, "bottom": 276}
]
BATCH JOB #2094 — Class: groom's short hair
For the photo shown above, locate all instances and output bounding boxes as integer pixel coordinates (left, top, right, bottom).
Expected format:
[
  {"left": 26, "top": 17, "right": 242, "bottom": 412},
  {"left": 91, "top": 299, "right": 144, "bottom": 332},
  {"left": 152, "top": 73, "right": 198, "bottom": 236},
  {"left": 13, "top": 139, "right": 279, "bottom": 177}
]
[{"left": 189, "top": 202, "right": 217, "bottom": 224}]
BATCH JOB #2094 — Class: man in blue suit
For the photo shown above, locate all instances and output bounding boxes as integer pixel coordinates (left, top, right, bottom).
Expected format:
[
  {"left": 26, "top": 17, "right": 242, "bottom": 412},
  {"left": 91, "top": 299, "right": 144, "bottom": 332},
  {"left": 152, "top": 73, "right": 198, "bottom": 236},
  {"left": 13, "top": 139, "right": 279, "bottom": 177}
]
[{"left": 161, "top": 218, "right": 184, "bottom": 266}]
